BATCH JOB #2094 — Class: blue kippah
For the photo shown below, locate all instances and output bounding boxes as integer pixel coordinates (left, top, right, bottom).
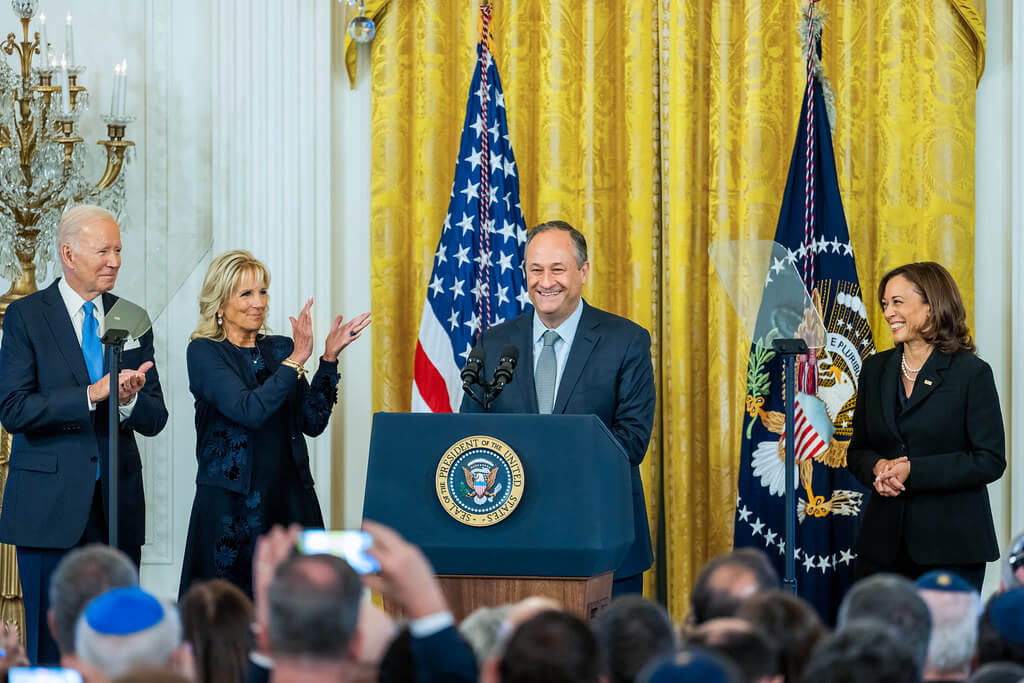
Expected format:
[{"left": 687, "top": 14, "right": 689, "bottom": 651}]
[
  {"left": 915, "top": 570, "right": 975, "bottom": 593},
  {"left": 643, "top": 650, "right": 733, "bottom": 683},
  {"left": 84, "top": 587, "right": 164, "bottom": 635},
  {"left": 988, "top": 588, "right": 1024, "bottom": 645}
]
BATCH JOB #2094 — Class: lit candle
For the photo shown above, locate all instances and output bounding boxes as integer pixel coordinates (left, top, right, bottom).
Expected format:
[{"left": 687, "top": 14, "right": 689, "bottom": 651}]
[
  {"left": 109, "top": 62, "right": 120, "bottom": 118},
  {"left": 64, "top": 13, "right": 73, "bottom": 67},
  {"left": 59, "top": 55, "right": 70, "bottom": 114},
  {"left": 118, "top": 59, "right": 127, "bottom": 117},
  {"left": 38, "top": 13, "right": 48, "bottom": 71}
]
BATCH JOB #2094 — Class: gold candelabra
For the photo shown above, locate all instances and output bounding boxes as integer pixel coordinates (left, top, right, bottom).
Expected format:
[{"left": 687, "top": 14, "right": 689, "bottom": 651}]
[{"left": 0, "top": 0, "right": 133, "bottom": 318}]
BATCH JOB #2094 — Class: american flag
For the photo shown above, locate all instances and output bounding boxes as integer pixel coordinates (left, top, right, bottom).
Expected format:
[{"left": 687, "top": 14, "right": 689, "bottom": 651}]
[{"left": 412, "top": 10, "right": 530, "bottom": 413}]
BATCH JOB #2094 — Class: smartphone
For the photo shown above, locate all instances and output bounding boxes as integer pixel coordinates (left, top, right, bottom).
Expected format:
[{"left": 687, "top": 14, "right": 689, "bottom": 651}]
[
  {"left": 297, "top": 529, "right": 381, "bottom": 574},
  {"left": 8, "top": 669, "right": 84, "bottom": 683}
]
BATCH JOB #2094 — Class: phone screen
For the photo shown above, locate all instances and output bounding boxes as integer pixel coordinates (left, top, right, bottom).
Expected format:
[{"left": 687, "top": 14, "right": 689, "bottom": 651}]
[
  {"left": 296, "top": 530, "right": 381, "bottom": 574},
  {"left": 9, "top": 668, "right": 84, "bottom": 683}
]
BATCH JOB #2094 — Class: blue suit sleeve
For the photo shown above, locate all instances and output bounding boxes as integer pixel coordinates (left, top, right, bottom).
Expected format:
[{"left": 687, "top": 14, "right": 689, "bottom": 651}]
[
  {"left": 410, "top": 625, "right": 478, "bottom": 683},
  {"left": 0, "top": 304, "right": 91, "bottom": 433},
  {"left": 611, "top": 326, "right": 656, "bottom": 466},
  {"left": 187, "top": 338, "right": 300, "bottom": 430}
]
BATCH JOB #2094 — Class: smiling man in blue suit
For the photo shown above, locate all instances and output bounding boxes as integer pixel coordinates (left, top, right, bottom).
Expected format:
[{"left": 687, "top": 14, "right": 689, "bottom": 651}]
[
  {"left": 0, "top": 205, "right": 167, "bottom": 664},
  {"left": 460, "top": 220, "right": 656, "bottom": 595}
]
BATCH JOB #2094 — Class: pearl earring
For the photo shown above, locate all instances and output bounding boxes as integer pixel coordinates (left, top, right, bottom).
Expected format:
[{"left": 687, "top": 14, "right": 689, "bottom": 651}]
[{"left": 217, "top": 313, "right": 223, "bottom": 325}]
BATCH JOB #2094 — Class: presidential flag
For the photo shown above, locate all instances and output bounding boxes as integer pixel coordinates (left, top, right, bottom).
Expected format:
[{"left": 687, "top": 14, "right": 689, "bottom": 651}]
[
  {"left": 412, "top": 7, "right": 530, "bottom": 413},
  {"left": 733, "top": 14, "right": 874, "bottom": 621}
]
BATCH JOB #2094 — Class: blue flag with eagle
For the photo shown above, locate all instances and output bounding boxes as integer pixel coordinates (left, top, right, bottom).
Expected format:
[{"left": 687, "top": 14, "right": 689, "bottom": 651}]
[{"left": 732, "top": 15, "right": 874, "bottom": 622}]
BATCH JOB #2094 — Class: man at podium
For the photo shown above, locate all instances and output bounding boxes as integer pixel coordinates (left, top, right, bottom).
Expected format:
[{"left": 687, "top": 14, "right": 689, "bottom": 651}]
[{"left": 460, "top": 220, "right": 655, "bottom": 595}]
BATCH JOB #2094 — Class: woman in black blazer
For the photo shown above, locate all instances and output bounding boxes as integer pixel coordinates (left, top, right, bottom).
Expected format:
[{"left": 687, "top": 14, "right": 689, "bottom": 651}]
[
  {"left": 847, "top": 262, "right": 1005, "bottom": 591},
  {"left": 179, "top": 250, "right": 370, "bottom": 596}
]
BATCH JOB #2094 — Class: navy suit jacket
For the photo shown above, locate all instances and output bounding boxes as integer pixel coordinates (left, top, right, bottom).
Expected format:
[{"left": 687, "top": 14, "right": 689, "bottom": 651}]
[
  {"left": 0, "top": 279, "right": 167, "bottom": 549},
  {"left": 460, "top": 302, "right": 655, "bottom": 577},
  {"left": 847, "top": 347, "right": 1005, "bottom": 565}
]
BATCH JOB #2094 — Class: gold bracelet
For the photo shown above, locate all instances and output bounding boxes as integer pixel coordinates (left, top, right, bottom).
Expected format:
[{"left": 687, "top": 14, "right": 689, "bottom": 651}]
[{"left": 281, "top": 359, "right": 307, "bottom": 379}]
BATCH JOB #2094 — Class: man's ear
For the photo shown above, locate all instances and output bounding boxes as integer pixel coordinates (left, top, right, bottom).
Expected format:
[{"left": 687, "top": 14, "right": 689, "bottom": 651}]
[
  {"left": 346, "top": 626, "right": 364, "bottom": 663},
  {"left": 47, "top": 609, "right": 58, "bottom": 644}
]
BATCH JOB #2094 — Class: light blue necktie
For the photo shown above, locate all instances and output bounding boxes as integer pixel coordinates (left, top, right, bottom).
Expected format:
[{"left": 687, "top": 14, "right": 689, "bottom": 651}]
[
  {"left": 535, "top": 329, "right": 559, "bottom": 414},
  {"left": 82, "top": 301, "right": 103, "bottom": 479},
  {"left": 81, "top": 301, "right": 103, "bottom": 383}
]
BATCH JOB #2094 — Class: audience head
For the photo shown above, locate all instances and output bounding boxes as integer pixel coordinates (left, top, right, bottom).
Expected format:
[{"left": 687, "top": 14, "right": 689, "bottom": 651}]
[
  {"left": 179, "top": 578, "right": 254, "bottom": 683},
  {"left": 593, "top": 595, "right": 676, "bottom": 683},
  {"left": 637, "top": 648, "right": 742, "bottom": 683},
  {"left": 690, "top": 548, "right": 780, "bottom": 624},
  {"left": 459, "top": 605, "right": 510, "bottom": 664},
  {"left": 736, "top": 589, "right": 825, "bottom": 683},
  {"left": 801, "top": 619, "right": 918, "bottom": 683},
  {"left": 1002, "top": 530, "right": 1024, "bottom": 591},
  {"left": 686, "top": 618, "right": 781, "bottom": 683},
  {"left": 836, "top": 573, "right": 931, "bottom": 671},
  {"left": 48, "top": 543, "right": 139, "bottom": 658},
  {"left": 488, "top": 609, "right": 601, "bottom": 683},
  {"left": 914, "top": 571, "right": 980, "bottom": 681},
  {"left": 376, "top": 626, "right": 415, "bottom": 683},
  {"left": 267, "top": 552, "right": 363, "bottom": 664},
  {"left": 192, "top": 249, "right": 271, "bottom": 341},
  {"left": 976, "top": 587, "right": 1024, "bottom": 667},
  {"left": 75, "top": 587, "right": 185, "bottom": 678}
]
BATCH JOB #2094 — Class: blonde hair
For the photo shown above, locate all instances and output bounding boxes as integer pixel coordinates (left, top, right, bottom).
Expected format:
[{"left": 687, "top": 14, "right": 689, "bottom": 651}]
[
  {"left": 57, "top": 205, "right": 117, "bottom": 263},
  {"left": 191, "top": 250, "right": 271, "bottom": 341}
]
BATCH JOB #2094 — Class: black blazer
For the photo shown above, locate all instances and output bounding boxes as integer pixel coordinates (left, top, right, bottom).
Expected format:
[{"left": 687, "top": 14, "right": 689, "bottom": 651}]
[
  {"left": 460, "top": 302, "right": 656, "bottom": 577},
  {"left": 187, "top": 335, "right": 339, "bottom": 495},
  {"left": 847, "top": 347, "right": 1005, "bottom": 565},
  {"left": 0, "top": 279, "right": 167, "bottom": 548}
]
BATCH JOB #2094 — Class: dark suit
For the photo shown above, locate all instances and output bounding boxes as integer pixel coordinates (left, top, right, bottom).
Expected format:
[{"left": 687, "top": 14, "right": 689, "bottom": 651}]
[
  {"left": 460, "top": 302, "right": 655, "bottom": 580},
  {"left": 847, "top": 347, "right": 1004, "bottom": 580},
  {"left": 0, "top": 279, "right": 167, "bottom": 662}
]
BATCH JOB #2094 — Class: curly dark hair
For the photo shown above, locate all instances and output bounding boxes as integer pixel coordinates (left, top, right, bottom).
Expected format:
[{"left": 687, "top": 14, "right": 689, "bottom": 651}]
[{"left": 877, "top": 262, "right": 975, "bottom": 354}]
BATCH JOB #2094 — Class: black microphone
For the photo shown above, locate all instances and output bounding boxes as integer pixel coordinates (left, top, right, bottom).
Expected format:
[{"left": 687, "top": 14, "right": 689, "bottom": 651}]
[
  {"left": 491, "top": 345, "right": 519, "bottom": 390},
  {"left": 461, "top": 345, "right": 486, "bottom": 390}
]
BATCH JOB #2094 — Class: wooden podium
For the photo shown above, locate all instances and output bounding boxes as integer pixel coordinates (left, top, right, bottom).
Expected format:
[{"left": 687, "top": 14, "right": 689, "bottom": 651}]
[{"left": 365, "top": 413, "right": 633, "bottom": 623}]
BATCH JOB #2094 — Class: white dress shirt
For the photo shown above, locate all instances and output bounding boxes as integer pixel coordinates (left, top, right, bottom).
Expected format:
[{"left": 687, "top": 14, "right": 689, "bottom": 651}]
[
  {"left": 531, "top": 298, "right": 584, "bottom": 401},
  {"left": 58, "top": 278, "right": 136, "bottom": 418}
]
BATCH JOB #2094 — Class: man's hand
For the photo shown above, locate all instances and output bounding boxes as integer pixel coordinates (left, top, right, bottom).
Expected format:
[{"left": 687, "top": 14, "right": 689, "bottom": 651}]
[
  {"left": 361, "top": 520, "right": 448, "bottom": 619},
  {"left": 252, "top": 524, "right": 302, "bottom": 654},
  {"left": 87, "top": 361, "right": 154, "bottom": 404}
]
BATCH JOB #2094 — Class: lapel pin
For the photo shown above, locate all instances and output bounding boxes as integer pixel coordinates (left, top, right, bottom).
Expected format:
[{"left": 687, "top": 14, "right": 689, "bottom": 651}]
[{"left": 924, "top": 379, "right": 933, "bottom": 386}]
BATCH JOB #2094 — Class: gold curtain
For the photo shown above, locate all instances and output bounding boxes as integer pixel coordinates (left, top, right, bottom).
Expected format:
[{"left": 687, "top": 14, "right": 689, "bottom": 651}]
[{"left": 365, "top": 0, "right": 984, "bottom": 620}]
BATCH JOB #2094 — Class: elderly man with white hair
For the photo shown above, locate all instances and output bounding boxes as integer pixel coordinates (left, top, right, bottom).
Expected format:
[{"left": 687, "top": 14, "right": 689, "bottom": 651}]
[
  {"left": 915, "top": 570, "right": 981, "bottom": 683},
  {"left": 0, "top": 205, "right": 167, "bottom": 663}
]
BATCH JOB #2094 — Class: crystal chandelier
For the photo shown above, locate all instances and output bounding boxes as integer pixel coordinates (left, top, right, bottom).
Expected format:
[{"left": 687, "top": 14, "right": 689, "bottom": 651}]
[{"left": 0, "top": 0, "right": 133, "bottom": 315}]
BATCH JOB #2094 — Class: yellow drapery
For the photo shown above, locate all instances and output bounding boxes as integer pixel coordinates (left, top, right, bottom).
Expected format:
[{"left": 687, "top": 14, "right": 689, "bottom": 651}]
[{"left": 365, "top": 0, "right": 983, "bottom": 619}]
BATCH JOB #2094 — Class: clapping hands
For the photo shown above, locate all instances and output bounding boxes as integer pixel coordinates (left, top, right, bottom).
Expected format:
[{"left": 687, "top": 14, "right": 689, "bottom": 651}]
[{"left": 288, "top": 298, "right": 371, "bottom": 366}]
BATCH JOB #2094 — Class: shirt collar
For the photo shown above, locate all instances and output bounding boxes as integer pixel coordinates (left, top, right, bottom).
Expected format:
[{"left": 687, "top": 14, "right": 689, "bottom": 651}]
[
  {"left": 58, "top": 277, "right": 103, "bottom": 319},
  {"left": 532, "top": 298, "right": 584, "bottom": 344}
]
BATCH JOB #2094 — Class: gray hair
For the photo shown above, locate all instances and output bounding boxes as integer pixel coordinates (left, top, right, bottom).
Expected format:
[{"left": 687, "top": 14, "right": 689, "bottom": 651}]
[
  {"left": 918, "top": 587, "right": 981, "bottom": 674},
  {"left": 459, "top": 605, "right": 510, "bottom": 663},
  {"left": 837, "top": 573, "right": 932, "bottom": 671},
  {"left": 48, "top": 544, "right": 139, "bottom": 655},
  {"left": 268, "top": 554, "right": 363, "bottom": 662},
  {"left": 75, "top": 598, "right": 182, "bottom": 677},
  {"left": 526, "top": 220, "right": 588, "bottom": 268},
  {"left": 56, "top": 204, "right": 117, "bottom": 264}
]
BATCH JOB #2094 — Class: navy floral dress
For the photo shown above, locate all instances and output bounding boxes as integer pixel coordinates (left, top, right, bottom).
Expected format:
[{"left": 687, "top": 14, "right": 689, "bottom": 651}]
[{"left": 179, "top": 335, "right": 338, "bottom": 597}]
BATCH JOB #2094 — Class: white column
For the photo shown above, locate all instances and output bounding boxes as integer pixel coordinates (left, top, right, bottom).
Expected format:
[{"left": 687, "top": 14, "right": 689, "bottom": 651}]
[{"left": 212, "top": 0, "right": 336, "bottom": 521}]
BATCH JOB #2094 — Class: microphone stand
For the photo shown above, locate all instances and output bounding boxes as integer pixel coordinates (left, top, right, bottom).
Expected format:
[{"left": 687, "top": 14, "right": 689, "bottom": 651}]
[
  {"left": 101, "top": 327, "right": 130, "bottom": 550},
  {"left": 772, "top": 337, "right": 809, "bottom": 596}
]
